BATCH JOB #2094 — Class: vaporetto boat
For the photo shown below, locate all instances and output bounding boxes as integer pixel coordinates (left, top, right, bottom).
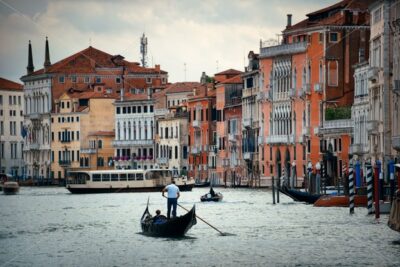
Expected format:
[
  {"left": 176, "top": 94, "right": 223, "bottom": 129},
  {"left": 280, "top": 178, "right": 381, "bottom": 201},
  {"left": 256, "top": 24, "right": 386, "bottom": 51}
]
[{"left": 66, "top": 169, "right": 194, "bottom": 194}]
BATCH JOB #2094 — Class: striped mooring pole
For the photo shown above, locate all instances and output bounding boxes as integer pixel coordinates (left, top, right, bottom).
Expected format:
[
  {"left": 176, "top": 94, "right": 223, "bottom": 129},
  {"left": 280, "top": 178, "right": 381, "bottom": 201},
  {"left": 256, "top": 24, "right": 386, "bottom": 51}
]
[
  {"left": 366, "top": 163, "right": 373, "bottom": 215},
  {"left": 321, "top": 161, "right": 326, "bottom": 194},
  {"left": 349, "top": 164, "right": 355, "bottom": 214}
]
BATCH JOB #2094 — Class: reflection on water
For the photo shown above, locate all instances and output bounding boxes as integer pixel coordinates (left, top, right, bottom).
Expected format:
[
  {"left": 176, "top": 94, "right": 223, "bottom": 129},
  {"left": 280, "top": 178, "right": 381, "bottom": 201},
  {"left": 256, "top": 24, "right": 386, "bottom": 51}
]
[{"left": 0, "top": 187, "right": 399, "bottom": 266}]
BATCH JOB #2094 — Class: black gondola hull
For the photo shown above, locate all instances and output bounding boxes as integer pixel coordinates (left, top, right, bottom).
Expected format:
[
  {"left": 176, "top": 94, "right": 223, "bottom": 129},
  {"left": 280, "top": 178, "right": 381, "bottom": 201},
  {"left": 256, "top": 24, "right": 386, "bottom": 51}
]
[
  {"left": 141, "top": 205, "right": 196, "bottom": 237},
  {"left": 279, "top": 186, "right": 322, "bottom": 204}
]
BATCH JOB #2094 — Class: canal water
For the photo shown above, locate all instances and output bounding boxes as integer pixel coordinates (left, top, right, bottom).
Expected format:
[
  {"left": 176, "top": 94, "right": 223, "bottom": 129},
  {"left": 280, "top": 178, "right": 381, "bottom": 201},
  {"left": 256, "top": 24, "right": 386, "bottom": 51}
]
[{"left": 0, "top": 187, "right": 399, "bottom": 267}]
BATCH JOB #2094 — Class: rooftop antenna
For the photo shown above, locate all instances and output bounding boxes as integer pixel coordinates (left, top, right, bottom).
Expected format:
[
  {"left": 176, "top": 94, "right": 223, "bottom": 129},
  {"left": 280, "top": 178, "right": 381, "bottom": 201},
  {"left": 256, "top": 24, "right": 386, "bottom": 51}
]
[
  {"left": 140, "top": 33, "right": 148, "bottom": 67},
  {"left": 89, "top": 37, "right": 92, "bottom": 46},
  {"left": 216, "top": 60, "right": 219, "bottom": 72},
  {"left": 184, "top": 62, "right": 187, "bottom": 81}
]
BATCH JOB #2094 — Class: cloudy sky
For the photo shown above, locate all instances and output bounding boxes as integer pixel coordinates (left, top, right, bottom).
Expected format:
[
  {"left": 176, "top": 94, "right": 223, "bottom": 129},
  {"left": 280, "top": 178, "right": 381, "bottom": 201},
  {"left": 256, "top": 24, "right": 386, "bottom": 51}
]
[{"left": 0, "top": 0, "right": 337, "bottom": 84}]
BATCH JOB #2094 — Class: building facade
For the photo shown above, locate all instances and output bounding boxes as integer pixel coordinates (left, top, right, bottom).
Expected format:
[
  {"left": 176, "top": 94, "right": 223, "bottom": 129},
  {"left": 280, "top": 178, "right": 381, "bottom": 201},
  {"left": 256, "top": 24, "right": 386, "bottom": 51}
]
[{"left": 0, "top": 77, "right": 24, "bottom": 177}]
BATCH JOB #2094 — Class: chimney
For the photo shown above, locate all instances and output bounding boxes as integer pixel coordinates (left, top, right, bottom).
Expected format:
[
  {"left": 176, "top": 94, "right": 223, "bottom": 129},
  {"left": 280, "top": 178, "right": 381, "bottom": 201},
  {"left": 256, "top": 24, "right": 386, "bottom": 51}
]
[
  {"left": 27, "top": 40, "right": 34, "bottom": 75},
  {"left": 287, "top": 14, "right": 292, "bottom": 28},
  {"left": 193, "top": 88, "right": 196, "bottom": 96},
  {"left": 44, "top": 36, "right": 51, "bottom": 71},
  {"left": 155, "top": 64, "right": 160, "bottom": 72}
]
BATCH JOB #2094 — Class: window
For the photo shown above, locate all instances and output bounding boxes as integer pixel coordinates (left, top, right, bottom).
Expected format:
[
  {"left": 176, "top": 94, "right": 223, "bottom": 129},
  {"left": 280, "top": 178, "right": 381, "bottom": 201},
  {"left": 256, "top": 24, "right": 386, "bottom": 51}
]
[
  {"left": 98, "top": 140, "right": 103, "bottom": 149},
  {"left": 0, "top": 95, "right": 2, "bottom": 105},
  {"left": 175, "top": 146, "right": 178, "bottom": 159},
  {"left": 116, "top": 107, "right": 120, "bottom": 114},
  {"left": 138, "top": 106, "right": 141, "bottom": 113},
  {"left": 71, "top": 75, "right": 77, "bottom": 83},
  {"left": 329, "top": 32, "right": 338, "bottom": 43},
  {"left": 59, "top": 76, "right": 65, "bottom": 83},
  {"left": 150, "top": 105, "right": 154, "bottom": 112},
  {"left": 18, "top": 96, "right": 21, "bottom": 105},
  {"left": 319, "top": 32, "right": 323, "bottom": 43},
  {"left": 77, "top": 131, "right": 80, "bottom": 140},
  {"left": 372, "top": 37, "right": 381, "bottom": 68},
  {"left": 9, "top": 96, "right": 12, "bottom": 105},
  {"left": 67, "top": 101, "right": 70, "bottom": 109},
  {"left": 95, "top": 76, "right": 101, "bottom": 83},
  {"left": 84, "top": 76, "right": 90, "bottom": 83},
  {"left": 328, "top": 61, "right": 338, "bottom": 86},
  {"left": 144, "top": 106, "right": 148, "bottom": 113},
  {"left": 116, "top": 77, "right": 121, "bottom": 84},
  {"left": 146, "top": 77, "right": 152, "bottom": 84},
  {"left": 373, "top": 7, "right": 381, "bottom": 24},
  {"left": 61, "top": 102, "right": 65, "bottom": 109}
]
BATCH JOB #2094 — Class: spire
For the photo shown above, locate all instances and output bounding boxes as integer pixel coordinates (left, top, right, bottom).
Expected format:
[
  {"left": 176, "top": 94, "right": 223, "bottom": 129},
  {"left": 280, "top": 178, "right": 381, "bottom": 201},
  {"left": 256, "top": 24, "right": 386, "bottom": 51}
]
[
  {"left": 44, "top": 36, "right": 51, "bottom": 70},
  {"left": 27, "top": 40, "right": 34, "bottom": 75}
]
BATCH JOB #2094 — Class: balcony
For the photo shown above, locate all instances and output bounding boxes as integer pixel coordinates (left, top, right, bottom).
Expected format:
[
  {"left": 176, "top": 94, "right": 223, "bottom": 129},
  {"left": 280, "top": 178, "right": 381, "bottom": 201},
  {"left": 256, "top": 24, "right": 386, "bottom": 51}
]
[
  {"left": 349, "top": 143, "right": 368, "bottom": 155},
  {"left": 314, "top": 83, "right": 323, "bottom": 93},
  {"left": 301, "top": 127, "right": 310, "bottom": 136},
  {"left": 243, "top": 118, "right": 252, "bottom": 128},
  {"left": 367, "top": 67, "right": 379, "bottom": 82},
  {"left": 28, "top": 113, "right": 42, "bottom": 120},
  {"left": 59, "top": 160, "right": 71, "bottom": 166},
  {"left": 260, "top": 41, "right": 307, "bottom": 58},
  {"left": 203, "top": 145, "right": 208, "bottom": 151},
  {"left": 209, "top": 145, "right": 217, "bottom": 153},
  {"left": 156, "top": 157, "right": 168, "bottom": 164},
  {"left": 243, "top": 152, "right": 251, "bottom": 160},
  {"left": 256, "top": 91, "right": 272, "bottom": 102},
  {"left": 154, "top": 108, "right": 169, "bottom": 116},
  {"left": 303, "top": 84, "right": 311, "bottom": 95},
  {"left": 192, "top": 120, "right": 201, "bottom": 128},
  {"left": 30, "top": 143, "right": 40, "bottom": 150},
  {"left": 266, "top": 135, "right": 295, "bottom": 144},
  {"left": 112, "top": 139, "right": 154, "bottom": 147},
  {"left": 191, "top": 146, "right": 201, "bottom": 154},
  {"left": 80, "top": 148, "right": 96, "bottom": 154},
  {"left": 258, "top": 136, "right": 264, "bottom": 145},
  {"left": 61, "top": 139, "right": 71, "bottom": 143},
  {"left": 393, "top": 79, "right": 400, "bottom": 95},
  {"left": 228, "top": 133, "right": 238, "bottom": 142},
  {"left": 319, "top": 119, "right": 353, "bottom": 135},
  {"left": 288, "top": 88, "right": 296, "bottom": 99},
  {"left": 366, "top": 120, "right": 379, "bottom": 135},
  {"left": 392, "top": 135, "right": 400, "bottom": 151}
]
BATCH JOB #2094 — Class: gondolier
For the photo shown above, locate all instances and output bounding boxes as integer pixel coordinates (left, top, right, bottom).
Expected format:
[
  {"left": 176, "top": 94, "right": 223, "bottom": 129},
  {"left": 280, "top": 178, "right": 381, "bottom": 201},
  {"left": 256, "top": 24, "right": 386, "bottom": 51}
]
[{"left": 162, "top": 180, "right": 180, "bottom": 219}]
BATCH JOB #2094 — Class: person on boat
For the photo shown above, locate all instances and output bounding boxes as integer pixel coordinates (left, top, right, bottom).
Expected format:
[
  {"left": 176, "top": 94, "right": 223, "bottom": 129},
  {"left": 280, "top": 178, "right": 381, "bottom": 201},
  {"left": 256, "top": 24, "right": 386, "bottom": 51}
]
[
  {"left": 209, "top": 187, "right": 216, "bottom": 197},
  {"left": 162, "top": 179, "right": 180, "bottom": 219},
  {"left": 153, "top": 209, "right": 167, "bottom": 224}
]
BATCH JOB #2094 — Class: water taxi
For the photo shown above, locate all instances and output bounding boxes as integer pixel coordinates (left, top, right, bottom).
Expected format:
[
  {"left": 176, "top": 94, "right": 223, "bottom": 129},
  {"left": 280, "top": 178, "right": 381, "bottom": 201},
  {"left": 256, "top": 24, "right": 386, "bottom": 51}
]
[{"left": 66, "top": 169, "right": 194, "bottom": 194}]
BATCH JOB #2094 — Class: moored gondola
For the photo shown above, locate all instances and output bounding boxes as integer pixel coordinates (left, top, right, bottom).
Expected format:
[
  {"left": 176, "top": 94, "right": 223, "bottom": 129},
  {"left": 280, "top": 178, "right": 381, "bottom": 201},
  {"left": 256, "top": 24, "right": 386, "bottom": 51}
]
[
  {"left": 279, "top": 186, "right": 322, "bottom": 204},
  {"left": 200, "top": 187, "right": 223, "bottom": 202},
  {"left": 140, "top": 203, "right": 197, "bottom": 237}
]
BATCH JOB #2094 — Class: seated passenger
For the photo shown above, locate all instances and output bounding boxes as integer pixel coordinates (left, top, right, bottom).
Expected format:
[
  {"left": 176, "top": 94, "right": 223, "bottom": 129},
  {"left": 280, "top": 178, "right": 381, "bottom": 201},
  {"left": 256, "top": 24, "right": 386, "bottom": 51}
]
[{"left": 153, "top": 209, "right": 167, "bottom": 224}]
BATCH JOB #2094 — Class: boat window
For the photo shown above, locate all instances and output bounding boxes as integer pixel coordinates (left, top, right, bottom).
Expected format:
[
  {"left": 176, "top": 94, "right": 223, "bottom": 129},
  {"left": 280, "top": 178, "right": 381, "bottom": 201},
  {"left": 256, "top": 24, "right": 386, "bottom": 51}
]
[
  {"left": 102, "top": 173, "right": 110, "bottom": 181},
  {"left": 111, "top": 173, "right": 118, "bottom": 181},
  {"left": 128, "top": 173, "right": 135, "bottom": 181},
  {"left": 146, "top": 171, "right": 162, "bottom": 180},
  {"left": 136, "top": 173, "right": 144, "bottom": 180},
  {"left": 120, "top": 173, "right": 127, "bottom": 181},
  {"left": 93, "top": 174, "right": 101, "bottom": 182}
]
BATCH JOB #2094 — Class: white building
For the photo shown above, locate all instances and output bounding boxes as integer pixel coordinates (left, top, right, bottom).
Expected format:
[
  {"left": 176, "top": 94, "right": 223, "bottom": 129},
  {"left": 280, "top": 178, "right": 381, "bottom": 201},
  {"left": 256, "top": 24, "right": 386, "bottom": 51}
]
[
  {"left": 113, "top": 93, "right": 155, "bottom": 170},
  {"left": 21, "top": 40, "right": 52, "bottom": 180},
  {"left": 391, "top": 0, "right": 400, "bottom": 158},
  {"left": 351, "top": 62, "right": 370, "bottom": 161},
  {"left": 0, "top": 77, "right": 25, "bottom": 177}
]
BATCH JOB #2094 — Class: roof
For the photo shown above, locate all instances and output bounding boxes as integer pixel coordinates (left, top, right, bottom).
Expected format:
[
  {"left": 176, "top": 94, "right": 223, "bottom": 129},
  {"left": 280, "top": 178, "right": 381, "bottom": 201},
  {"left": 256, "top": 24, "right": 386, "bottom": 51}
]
[
  {"left": 0, "top": 77, "right": 23, "bottom": 91},
  {"left": 66, "top": 88, "right": 119, "bottom": 100},
  {"left": 214, "top": 69, "right": 243, "bottom": 76},
  {"left": 220, "top": 75, "right": 243, "bottom": 84},
  {"left": 284, "top": 0, "right": 371, "bottom": 32},
  {"left": 25, "top": 46, "right": 167, "bottom": 77},
  {"left": 164, "top": 82, "right": 202, "bottom": 94}
]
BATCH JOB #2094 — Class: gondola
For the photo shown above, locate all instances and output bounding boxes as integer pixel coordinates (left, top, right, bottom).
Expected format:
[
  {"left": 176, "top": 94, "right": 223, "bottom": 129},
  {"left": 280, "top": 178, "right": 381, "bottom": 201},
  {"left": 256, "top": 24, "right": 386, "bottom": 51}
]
[
  {"left": 279, "top": 186, "right": 322, "bottom": 204},
  {"left": 140, "top": 203, "right": 197, "bottom": 237},
  {"left": 200, "top": 188, "right": 223, "bottom": 202}
]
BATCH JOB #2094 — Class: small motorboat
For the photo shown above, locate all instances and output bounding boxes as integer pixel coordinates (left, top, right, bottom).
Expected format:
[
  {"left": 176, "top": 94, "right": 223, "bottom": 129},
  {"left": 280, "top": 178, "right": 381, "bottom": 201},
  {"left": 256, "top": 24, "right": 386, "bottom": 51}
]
[
  {"left": 200, "top": 188, "right": 223, "bottom": 202},
  {"left": 279, "top": 186, "right": 321, "bottom": 204},
  {"left": 140, "top": 203, "right": 196, "bottom": 237},
  {"left": 2, "top": 181, "right": 19, "bottom": 195},
  {"left": 314, "top": 194, "right": 367, "bottom": 207}
]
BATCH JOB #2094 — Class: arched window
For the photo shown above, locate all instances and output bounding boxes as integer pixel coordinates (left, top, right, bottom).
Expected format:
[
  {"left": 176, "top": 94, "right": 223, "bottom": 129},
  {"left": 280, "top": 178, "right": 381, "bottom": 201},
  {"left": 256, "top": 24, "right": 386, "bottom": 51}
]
[{"left": 98, "top": 140, "right": 103, "bottom": 149}]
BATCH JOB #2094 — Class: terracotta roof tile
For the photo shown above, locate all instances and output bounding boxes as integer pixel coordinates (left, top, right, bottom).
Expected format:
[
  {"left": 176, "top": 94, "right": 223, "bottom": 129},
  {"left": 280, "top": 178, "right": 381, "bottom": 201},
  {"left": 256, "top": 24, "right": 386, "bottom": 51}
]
[
  {"left": 164, "top": 82, "right": 202, "bottom": 94},
  {"left": 220, "top": 75, "right": 243, "bottom": 84},
  {"left": 214, "top": 69, "right": 243, "bottom": 76},
  {"left": 0, "top": 77, "right": 23, "bottom": 90}
]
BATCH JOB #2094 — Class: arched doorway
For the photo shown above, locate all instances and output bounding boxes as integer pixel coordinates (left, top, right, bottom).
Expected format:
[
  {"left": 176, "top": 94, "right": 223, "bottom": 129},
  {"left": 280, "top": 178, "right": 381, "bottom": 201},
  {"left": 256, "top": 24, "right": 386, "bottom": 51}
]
[{"left": 324, "top": 143, "right": 337, "bottom": 186}]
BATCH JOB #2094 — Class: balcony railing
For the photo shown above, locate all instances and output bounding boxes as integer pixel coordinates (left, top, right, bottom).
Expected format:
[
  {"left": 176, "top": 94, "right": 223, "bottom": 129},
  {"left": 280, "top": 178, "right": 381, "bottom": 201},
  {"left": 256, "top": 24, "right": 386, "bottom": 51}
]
[
  {"left": 30, "top": 143, "right": 40, "bottom": 150},
  {"left": 60, "top": 139, "right": 71, "bottom": 143},
  {"left": 266, "top": 135, "right": 295, "bottom": 144},
  {"left": 319, "top": 119, "right": 353, "bottom": 135},
  {"left": 191, "top": 146, "right": 201, "bottom": 154},
  {"left": 366, "top": 120, "right": 379, "bottom": 135},
  {"left": 301, "top": 127, "right": 310, "bottom": 136},
  {"left": 258, "top": 136, "right": 264, "bottom": 145},
  {"left": 243, "top": 118, "right": 252, "bottom": 128},
  {"left": 314, "top": 83, "right": 323, "bottom": 93},
  {"left": 228, "top": 133, "right": 238, "bottom": 142},
  {"left": 392, "top": 135, "right": 400, "bottom": 151},
  {"left": 367, "top": 67, "right": 379, "bottom": 82},
  {"left": 322, "top": 119, "right": 353, "bottom": 129},
  {"left": 209, "top": 145, "right": 217, "bottom": 153},
  {"left": 112, "top": 139, "right": 154, "bottom": 147},
  {"left": 29, "top": 113, "right": 41, "bottom": 120},
  {"left": 156, "top": 158, "right": 168, "bottom": 164},
  {"left": 59, "top": 160, "right": 71, "bottom": 166},
  {"left": 193, "top": 120, "right": 201, "bottom": 128},
  {"left": 243, "top": 152, "right": 251, "bottom": 160},
  {"left": 288, "top": 88, "right": 296, "bottom": 99},
  {"left": 260, "top": 41, "right": 307, "bottom": 58},
  {"left": 349, "top": 143, "right": 368, "bottom": 155},
  {"left": 80, "top": 148, "right": 96, "bottom": 154}
]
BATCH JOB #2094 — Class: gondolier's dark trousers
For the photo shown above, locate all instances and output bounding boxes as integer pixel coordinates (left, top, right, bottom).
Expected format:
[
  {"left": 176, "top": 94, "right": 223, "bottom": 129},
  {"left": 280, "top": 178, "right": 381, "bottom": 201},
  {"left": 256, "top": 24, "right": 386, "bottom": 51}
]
[{"left": 167, "top": 197, "right": 177, "bottom": 219}]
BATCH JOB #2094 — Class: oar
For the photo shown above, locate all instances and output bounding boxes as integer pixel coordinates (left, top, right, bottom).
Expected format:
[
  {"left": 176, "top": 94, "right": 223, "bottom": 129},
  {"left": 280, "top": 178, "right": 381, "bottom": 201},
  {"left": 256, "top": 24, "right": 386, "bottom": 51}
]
[{"left": 163, "top": 196, "right": 232, "bottom": 236}]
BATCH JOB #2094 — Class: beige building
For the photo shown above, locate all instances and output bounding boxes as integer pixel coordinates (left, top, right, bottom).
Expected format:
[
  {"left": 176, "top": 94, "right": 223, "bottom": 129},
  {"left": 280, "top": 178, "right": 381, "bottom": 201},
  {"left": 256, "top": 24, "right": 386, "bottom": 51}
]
[
  {"left": 0, "top": 77, "right": 24, "bottom": 177},
  {"left": 51, "top": 89, "right": 116, "bottom": 182}
]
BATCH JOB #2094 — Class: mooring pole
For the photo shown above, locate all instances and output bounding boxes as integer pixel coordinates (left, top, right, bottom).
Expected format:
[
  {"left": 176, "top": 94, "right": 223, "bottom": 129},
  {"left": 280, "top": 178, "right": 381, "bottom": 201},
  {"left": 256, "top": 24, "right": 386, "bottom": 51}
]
[
  {"left": 349, "top": 164, "right": 355, "bottom": 215},
  {"left": 389, "top": 160, "right": 395, "bottom": 204},
  {"left": 366, "top": 163, "right": 373, "bottom": 215},
  {"left": 277, "top": 175, "right": 280, "bottom": 203},
  {"left": 374, "top": 163, "right": 380, "bottom": 219},
  {"left": 272, "top": 176, "right": 276, "bottom": 204}
]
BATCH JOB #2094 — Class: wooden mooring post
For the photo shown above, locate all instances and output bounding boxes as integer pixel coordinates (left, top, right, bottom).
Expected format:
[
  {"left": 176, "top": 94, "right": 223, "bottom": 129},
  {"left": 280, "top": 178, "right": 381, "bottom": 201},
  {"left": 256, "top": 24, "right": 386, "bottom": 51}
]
[{"left": 272, "top": 176, "right": 276, "bottom": 204}]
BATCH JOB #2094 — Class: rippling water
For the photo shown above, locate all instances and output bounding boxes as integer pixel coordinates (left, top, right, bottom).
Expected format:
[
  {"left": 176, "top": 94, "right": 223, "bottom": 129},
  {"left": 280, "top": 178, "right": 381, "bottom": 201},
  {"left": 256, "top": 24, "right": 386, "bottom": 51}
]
[{"left": 0, "top": 187, "right": 399, "bottom": 267}]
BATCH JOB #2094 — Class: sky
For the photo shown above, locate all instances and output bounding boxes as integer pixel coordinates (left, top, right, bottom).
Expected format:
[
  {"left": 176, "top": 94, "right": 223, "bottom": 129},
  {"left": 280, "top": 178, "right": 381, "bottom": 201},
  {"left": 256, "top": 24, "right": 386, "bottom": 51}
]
[{"left": 0, "top": 0, "right": 337, "bottom": 84}]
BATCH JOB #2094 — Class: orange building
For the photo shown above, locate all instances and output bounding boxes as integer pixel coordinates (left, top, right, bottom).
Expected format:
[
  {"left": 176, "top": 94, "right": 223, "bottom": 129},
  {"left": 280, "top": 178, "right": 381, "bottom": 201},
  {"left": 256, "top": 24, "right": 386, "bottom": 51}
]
[
  {"left": 215, "top": 72, "right": 244, "bottom": 186},
  {"left": 259, "top": 0, "right": 370, "bottom": 187}
]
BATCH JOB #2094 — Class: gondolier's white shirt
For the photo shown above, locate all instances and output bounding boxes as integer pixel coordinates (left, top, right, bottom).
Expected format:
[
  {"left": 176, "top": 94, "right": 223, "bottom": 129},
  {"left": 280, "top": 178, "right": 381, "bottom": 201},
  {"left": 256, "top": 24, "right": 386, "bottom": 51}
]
[{"left": 165, "top": 184, "right": 180, "bottom": 198}]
